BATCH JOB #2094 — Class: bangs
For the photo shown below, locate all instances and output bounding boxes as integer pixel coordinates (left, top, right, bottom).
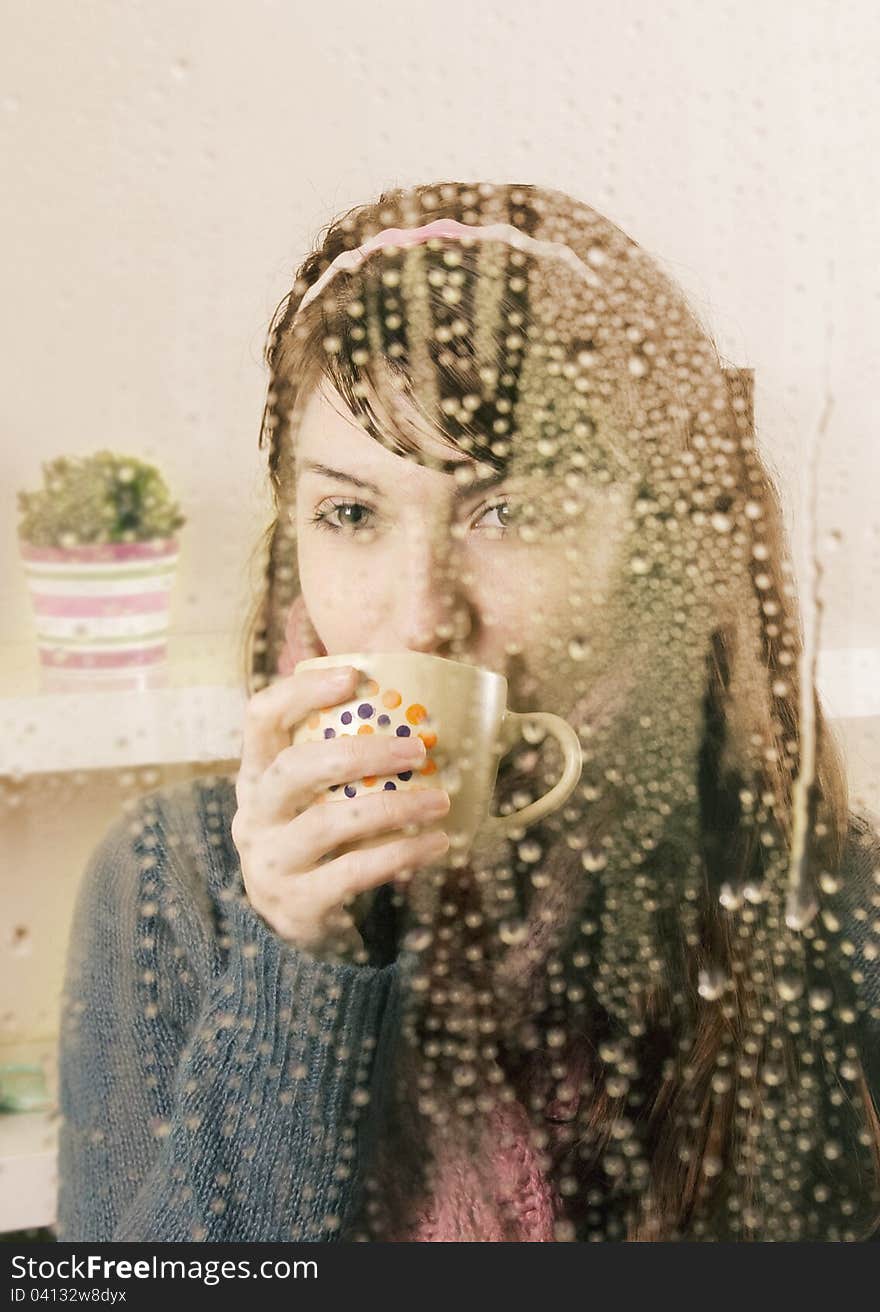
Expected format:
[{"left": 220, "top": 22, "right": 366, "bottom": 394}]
[{"left": 321, "top": 349, "right": 492, "bottom": 475}]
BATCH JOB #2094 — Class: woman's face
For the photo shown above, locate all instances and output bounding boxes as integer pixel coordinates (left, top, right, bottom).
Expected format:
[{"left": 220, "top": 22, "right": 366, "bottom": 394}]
[{"left": 293, "top": 379, "right": 633, "bottom": 715}]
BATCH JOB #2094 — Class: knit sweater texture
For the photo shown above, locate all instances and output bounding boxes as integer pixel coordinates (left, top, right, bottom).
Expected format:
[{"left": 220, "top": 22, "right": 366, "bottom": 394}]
[{"left": 56, "top": 774, "right": 880, "bottom": 1242}]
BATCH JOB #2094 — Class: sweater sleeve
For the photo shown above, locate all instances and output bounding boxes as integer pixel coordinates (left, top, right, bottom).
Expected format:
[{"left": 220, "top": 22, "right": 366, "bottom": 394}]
[{"left": 55, "top": 779, "right": 402, "bottom": 1243}]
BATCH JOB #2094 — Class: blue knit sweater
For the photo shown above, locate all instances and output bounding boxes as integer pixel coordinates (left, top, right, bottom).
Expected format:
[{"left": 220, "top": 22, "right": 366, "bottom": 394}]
[{"left": 55, "top": 774, "right": 880, "bottom": 1242}]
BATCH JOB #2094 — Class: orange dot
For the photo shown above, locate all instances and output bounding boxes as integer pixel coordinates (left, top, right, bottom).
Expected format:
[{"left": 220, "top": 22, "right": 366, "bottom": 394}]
[
  {"left": 362, "top": 775, "right": 377, "bottom": 787},
  {"left": 418, "top": 730, "right": 437, "bottom": 750},
  {"left": 307, "top": 711, "right": 321, "bottom": 729},
  {"left": 357, "top": 724, "right": 374, "bottom": 735},
  {"left": 419, "top": 759, "right": 437, "bottom": 776},
  {"left": 382, "top": 689, "right": 402, "bottom": 709},
  {"left": 406, "top": 703, "right": 427, "bottom": 725},
  {"left": 365, "top": 679, "right": 380, "bottom": 695}
]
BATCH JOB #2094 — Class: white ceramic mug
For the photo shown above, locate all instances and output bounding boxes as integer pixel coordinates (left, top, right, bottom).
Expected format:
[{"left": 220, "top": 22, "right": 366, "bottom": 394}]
[{"left": 292, "top": 651, "right": 583, "bottom": 868}]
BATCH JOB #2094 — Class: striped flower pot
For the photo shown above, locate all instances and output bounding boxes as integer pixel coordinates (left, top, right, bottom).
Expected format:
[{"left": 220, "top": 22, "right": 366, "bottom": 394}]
[{"left": 20, "top": 538, "right": 179, "bottom": 680}]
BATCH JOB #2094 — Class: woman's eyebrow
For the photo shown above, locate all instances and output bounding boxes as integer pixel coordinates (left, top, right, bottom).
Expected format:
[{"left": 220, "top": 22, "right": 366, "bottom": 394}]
[
  {"left": 299, "top": 461, "right": 382, "bottom": 495},
  {"left": 299, "top": 460, "right": 508, "bottom": 500}
]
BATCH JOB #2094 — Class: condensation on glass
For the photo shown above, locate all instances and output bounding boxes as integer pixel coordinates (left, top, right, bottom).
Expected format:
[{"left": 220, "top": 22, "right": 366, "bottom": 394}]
[{"left": 40, "top": 181, "right": 880, "bottom": 1243}]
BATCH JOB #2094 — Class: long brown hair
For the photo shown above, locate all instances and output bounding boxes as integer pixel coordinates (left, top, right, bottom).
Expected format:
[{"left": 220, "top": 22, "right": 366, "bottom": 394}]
[{"left": 241, "top": 180, "right": 879, "bottom": 1240}]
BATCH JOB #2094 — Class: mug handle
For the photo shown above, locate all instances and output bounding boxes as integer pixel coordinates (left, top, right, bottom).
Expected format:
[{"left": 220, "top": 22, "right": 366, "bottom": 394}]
[{"left": 481, "top": 710, "right": 583, "bottom": 839}]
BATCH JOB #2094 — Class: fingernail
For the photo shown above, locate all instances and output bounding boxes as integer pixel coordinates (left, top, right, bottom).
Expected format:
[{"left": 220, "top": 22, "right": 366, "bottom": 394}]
[
  {"left": 395, "top": 736, "right": 427, "bottom": 761},
  {"left": 425, "top": 830, "right": 451, "bottom": 857},
  {"left": 328, "top": 665, "right": 356, "bottom": 684},
  {"left": 421, "top": 790, "right": 450, "bottom": 815}
]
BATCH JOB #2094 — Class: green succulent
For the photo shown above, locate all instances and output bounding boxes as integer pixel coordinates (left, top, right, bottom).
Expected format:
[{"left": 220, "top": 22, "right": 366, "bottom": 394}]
[{"left": 17, "top": 451, "right": 185, "bottom": 548}]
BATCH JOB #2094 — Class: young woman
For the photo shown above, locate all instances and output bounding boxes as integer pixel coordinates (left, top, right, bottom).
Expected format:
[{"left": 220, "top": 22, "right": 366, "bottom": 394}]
[{"left": 57, "top": 180, "right": 880, "bottom": 1243}]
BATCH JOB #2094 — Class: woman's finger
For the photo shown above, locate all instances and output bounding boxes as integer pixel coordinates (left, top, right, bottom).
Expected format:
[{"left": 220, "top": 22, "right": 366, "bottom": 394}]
[
  {"left": 256, "top": 731, "right": 428, "bottom": 822},
  {"left": 237, "top": 665, "right": 358, "bottom": 788},
  {"left": 279, "top": 786, "right": 450, "bottom": 868},
  {"left": 300, "top": 828, "right": 452, "bottom": 916}
]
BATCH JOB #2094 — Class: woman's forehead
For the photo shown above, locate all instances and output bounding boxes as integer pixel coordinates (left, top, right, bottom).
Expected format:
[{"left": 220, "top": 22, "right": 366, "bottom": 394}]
[{"left": 296, "top": 377, "right": 483, "bottom": 476}]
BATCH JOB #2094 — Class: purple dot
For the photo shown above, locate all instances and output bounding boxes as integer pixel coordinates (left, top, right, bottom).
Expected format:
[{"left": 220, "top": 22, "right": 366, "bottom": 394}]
[
  {"left": 383, "top": 780, "right": 397, "bottom": 790},
  {"left": 344, "top": 784, "right": 357, "bottom": 798},
  {"left": 377, "top": 714, "right": 390, "bottom": 727},
  {"left": 396, "top": 724, "right": 411, "bottom": 737},
  {"left": 357, "top": 703, "right": 374, "bottom": 719},
  {"left": 323, "top": 727, "right": 336, "bottom": 738},
  {"left": 397, "top": 771, "right": 412, "bottom": 782},
  {"left": 340, "top": 711, "right": 353, "bottom": 725}
]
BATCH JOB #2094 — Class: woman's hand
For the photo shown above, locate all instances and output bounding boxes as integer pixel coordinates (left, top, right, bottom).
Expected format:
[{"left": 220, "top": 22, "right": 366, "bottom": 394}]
[{"left": 232, "top": 664, "right": 451, "bottom": 957}]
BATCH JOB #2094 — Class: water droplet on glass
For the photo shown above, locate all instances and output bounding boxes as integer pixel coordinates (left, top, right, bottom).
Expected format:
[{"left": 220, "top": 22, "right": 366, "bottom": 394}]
[
  {"left": 808, "top": 987, "right": 833, "bottom": 1013},
  {"left": 697, "top": 968, "right": 727, "bottom": 1000},
  {"left": 776, "top": 974, "right": 804, "bottom": 1003},
  {"left": 785, "top": 886, "right": 818, "bottom": 931},
  {"left": 521, "top": 719, "right": 547, "bottom": 745},
  {"left": 719, "top": 883, "right": 743, "bottom": 911},
  {"left": 499, "top": 919, "right": 529, "bottom": 945},
  {"left": 403, "top": 927, "right": 433, "bottom": 953},
  {"left": 9, "top": 925, "right": 32, "bottom": 957}
]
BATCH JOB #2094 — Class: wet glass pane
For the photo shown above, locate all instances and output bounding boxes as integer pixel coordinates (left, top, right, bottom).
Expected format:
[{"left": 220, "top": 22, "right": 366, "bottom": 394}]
[{"left": 3, "top": 20, "right": 878, "bottom": 1249}]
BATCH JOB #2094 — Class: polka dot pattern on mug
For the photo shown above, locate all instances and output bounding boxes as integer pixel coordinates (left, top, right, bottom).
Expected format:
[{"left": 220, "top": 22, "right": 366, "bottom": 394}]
[{"left": 306, "top": 681, "right": 440, "bottom": 800}]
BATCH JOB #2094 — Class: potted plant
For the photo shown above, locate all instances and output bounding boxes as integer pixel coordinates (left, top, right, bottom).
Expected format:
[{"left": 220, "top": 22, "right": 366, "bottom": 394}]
[{"left": 17, "top": 452, "right": 185, "bottom": 677}]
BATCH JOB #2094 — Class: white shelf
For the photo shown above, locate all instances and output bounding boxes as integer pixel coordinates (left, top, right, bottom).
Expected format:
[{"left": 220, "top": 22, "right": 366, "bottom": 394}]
[
  {"left": 0, "top": 635, "right": 247, "bottom": 776},
  {"left": 0, "top": 685, "right": 246, "bottom": 776}
]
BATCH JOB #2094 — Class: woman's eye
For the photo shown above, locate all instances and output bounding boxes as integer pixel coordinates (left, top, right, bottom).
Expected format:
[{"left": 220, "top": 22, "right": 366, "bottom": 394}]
[
  {"left": 473, "top": 501, "right": 513, "bottom": 531},
  {"left": 311, "top": 500, "right": 375, "bottom": 533}
]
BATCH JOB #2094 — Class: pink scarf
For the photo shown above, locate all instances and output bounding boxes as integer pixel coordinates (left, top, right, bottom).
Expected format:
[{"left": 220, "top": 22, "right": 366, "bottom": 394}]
[{"left": 400, "top": 1097, "right": 563, "bottom": 1242}]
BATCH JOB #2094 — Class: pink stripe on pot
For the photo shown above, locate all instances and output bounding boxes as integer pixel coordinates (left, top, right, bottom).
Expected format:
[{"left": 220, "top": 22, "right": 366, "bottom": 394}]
[
  {"left": 21, "top": 535, "right": 179, "bottom": 672},
  {"left": 31, "top": 591, "right": 172, "bottom": 618},
  {"left": 39, "top": 645, "right": 168, "bottom": 670},
  {"left": 20, "top": 539, "right": 179, "bottom": 565}
]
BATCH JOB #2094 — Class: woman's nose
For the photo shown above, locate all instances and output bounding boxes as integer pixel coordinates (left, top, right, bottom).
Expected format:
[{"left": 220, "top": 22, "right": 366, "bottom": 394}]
[{"left": 394, "top": 531, "right": 473, "bottom": 654}]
